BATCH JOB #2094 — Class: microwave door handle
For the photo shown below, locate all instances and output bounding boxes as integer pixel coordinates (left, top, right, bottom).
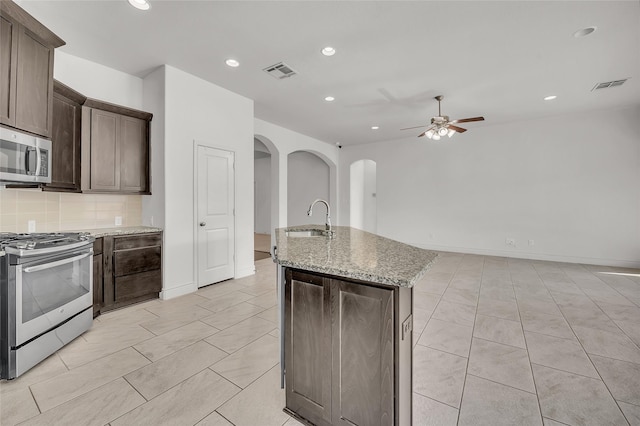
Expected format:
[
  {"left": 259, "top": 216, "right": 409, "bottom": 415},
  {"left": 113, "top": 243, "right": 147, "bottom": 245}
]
[
  {"left": 24, "top": 147, "right": 32, "bottom": 175},
  {"left": 22, "top": 252, "right": 92, "bottom": 273},
  {"left": 35, "top": 146, "right": 42, "bottom": 177},
  {"left": 24, "top": 146, "right": 37, "bottom": 176}
]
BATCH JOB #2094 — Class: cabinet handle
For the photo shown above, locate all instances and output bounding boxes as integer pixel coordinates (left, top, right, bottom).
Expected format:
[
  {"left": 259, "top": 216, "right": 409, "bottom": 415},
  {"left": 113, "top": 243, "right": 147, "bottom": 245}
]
[
  {"left": 22, "top": 252, "right": 92, "bottom": 273},
  {"left": 199, "top": 222, "right": 206, "bottom": 227}
]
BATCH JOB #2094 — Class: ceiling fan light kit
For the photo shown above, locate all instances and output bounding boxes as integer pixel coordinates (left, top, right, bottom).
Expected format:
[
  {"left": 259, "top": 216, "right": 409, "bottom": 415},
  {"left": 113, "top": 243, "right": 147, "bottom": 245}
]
[{"left": 403, "top": 95, "right": 485, "bottom": 140}]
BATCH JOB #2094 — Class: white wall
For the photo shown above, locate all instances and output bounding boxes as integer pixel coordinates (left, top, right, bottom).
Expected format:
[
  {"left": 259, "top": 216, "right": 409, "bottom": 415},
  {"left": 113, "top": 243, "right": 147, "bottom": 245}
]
[
  {"left": 350, "top": 159, "right": 377, "bottom": 232},
  {"left": 350, "top": 161, "right": 365, "bottom": 229},
  {"left": 287, "top": 151, "right": 330, "bottom": 226},
  {"left": 141, "top": 67, "right": 165, "bottom": 229},
  {"left": 254, "top": 155, "right": 271, "bottom": 234},
  {"left": 54, "top": 51, "right": 143, "bottom": 110},
  {"left": 339, "top": 106, "right": 640, "bottom": 267},
  {"left": 155, "top": 65, "right": 254, "bottom": 299},
  {"left": 363, "top": 160, "right": 377, "bottom": 232}
]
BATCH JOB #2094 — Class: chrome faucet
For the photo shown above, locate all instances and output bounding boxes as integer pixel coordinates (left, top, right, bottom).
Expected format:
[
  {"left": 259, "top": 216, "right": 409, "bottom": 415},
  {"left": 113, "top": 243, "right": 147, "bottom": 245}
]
[{"left": 307, "top": 199, "right": 332, "bottom": 233}]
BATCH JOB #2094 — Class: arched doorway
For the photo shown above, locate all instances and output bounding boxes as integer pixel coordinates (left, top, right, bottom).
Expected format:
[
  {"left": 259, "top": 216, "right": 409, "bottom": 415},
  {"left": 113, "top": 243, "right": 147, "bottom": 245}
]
[{"left": 350, "top": 159, "right": 377, "bottom": 233}]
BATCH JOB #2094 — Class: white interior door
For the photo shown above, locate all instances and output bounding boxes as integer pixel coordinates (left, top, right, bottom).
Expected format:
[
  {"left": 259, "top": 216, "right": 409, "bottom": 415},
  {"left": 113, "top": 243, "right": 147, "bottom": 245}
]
[{"left": 196, "top": 145, "right": 235, "bottom": 287}]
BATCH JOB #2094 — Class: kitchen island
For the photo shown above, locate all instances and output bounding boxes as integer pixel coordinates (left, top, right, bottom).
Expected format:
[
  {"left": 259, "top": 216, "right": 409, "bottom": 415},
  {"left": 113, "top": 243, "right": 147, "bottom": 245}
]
[{"left": 274, "top": 225, "right": 438, "bottom": 426}]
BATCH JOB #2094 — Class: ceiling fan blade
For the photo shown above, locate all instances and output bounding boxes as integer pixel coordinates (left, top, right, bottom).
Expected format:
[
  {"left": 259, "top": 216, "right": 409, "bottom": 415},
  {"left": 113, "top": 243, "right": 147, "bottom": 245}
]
[
  {"left": 418, "top": 125, "right": 436, "bottom": 137},
  {"left": 450, "top": 116, "right": 485, "bottom": 124},
  {"left": 448, "top": 124, "right": 467, "bottom": 133},
  {"left": 400, "top": 124, "right": 428, "bottom": 131}
]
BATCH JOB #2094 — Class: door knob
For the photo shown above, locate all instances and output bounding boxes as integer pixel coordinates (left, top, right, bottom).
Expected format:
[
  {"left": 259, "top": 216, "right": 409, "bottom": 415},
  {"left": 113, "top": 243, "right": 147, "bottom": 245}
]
[{"left": 200, "top": 222, "right": 206, "bottom": 227}]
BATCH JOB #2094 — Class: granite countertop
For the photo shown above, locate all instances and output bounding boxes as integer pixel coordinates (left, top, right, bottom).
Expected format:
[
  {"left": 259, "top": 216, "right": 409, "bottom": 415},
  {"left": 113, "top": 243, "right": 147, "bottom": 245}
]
[
  {"left": 77, "top": 226, "right": 163, "bottom": 238},
  {"left": 274, "top": 225, "right": 438, "bottom": 288}
]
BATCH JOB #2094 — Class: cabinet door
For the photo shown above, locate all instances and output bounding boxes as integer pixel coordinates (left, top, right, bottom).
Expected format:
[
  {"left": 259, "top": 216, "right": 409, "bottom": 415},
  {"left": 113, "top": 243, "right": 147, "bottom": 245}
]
[
  {"left": 119, "top": 115, "right": 148, "bottom": 192},
  {"left": 15, "top": 26, "right": 53, "bottom": 137},
  {"left": 47, "top": 93, "right": 81, "bottom": 191},
  {"left": 331, "top": 279, "right": 394, "bottom": 426},
  {"left": 90, "top": 109, "right": 120, "bottom": 191},
  {"left": 0, "top": 15, "right": 17, "bottom": 127},
  {"left": 285, "top": 270, "right": 332, "bottom": 425},
  {"left": 93, "top": 253, "right": 103, "bottom": 317}
]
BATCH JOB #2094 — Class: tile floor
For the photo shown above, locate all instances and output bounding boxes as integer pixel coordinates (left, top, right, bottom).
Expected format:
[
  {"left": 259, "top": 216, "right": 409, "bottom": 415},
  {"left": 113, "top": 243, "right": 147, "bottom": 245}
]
[{"left": 1, "top": 253, "right": 640, "bottom": 425}]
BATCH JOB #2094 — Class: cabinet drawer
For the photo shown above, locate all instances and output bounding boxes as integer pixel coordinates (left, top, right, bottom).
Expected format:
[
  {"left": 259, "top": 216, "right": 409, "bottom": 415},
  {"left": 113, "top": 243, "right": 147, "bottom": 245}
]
[
  {"left": 113, "top": 233, "right": 161, "bottom": 250},
  {"left": 113, "top": 246, "right": 161, "bottom": 276},
  {"left": 93, "top": 237, "right": 103, "bottom": 255},
  {"left": 115, "top": 269, "right": 162, "bottom": 302}
]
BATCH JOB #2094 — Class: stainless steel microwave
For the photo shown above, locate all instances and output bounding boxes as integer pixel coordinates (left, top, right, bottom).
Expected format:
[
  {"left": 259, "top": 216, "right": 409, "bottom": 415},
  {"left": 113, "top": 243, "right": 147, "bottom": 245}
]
[{"left": 0, "top": 126, "right": 51, "bottom": 184}]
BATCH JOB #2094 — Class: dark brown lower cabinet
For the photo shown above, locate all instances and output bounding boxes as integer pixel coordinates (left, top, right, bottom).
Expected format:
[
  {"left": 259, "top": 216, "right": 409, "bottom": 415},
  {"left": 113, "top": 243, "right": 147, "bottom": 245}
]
[
  {"left": 101, "top": 232, "right": 162, "bottom": 313},
  {"left": 92, "top": 237, "right": 103, "bottom": 317},
  {"left": 285, "top": 269, "right": 412, "bottom": 426},
  {"left": 285, "top": 271, "right": 332, "bottom": 425}
]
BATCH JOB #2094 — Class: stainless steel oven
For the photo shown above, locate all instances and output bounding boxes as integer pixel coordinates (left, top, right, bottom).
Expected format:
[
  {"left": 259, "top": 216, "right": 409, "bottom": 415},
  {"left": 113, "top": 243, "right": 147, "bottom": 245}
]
[
  {"left": 1, "top": 233, "right": 94, "bottom": 379},
  {"left": 0, "top": 126, "right": 51, "bottom": 184}
]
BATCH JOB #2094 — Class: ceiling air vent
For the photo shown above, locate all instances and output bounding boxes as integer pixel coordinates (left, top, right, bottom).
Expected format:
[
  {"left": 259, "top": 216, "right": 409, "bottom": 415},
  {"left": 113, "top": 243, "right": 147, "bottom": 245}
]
[
  {"left": 263, "top": 62, "right": 297, "bottom": 80},
  {"left": 592, "top": 79, "right": 628, "bottom": 91}
]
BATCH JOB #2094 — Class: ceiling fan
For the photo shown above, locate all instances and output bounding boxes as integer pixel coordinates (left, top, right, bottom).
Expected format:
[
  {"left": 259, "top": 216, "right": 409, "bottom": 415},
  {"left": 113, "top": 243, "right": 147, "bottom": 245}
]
[{"left": 401, "top": 95, "right": 484, "bottom": 139}]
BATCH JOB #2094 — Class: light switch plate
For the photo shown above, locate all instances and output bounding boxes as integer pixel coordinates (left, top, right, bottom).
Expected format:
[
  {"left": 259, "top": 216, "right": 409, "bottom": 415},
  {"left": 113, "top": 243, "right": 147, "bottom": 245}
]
[
  {"left": 115, "top": 216, "right": 122, "bottom": 226},
  {"left": 27, "top": 220, "right": 36, "bottom": 232}
]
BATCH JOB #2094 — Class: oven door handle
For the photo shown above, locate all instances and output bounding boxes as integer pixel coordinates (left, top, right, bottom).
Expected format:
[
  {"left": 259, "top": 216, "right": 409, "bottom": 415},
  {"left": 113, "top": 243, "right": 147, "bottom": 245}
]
[{"left": 22, "top": 252, "right": 92, "bottom": 273}]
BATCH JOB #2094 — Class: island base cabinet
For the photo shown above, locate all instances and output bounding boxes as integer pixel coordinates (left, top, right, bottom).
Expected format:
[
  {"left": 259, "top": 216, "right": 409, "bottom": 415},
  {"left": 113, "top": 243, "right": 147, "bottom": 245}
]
[
  {"left": 331, "top": 279, "right": 394, "bottom": 426},
  {"left": 285, "top": 271, "right": 332, "bottom": 425},
  {"left": 285, "top": 269, "right": 412, "bottom": 426}
]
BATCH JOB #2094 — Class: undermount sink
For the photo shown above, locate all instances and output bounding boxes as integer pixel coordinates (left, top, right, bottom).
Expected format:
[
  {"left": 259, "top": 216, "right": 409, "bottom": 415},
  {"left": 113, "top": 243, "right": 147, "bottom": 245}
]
[{"left": 285, "top": 229, "right": 331, "bottom": 238}]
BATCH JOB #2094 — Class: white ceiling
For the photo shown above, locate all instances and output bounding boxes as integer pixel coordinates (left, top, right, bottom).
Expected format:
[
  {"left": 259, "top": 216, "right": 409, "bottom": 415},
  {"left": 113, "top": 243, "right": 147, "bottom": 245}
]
[{"left": 19, "top": 0, "right": 640, "bottom": 146}]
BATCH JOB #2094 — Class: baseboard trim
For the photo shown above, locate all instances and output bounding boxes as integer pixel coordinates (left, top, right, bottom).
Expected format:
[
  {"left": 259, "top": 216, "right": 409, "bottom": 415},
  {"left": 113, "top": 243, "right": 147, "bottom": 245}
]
[
  {"left": 411, "top": 243, "right": 640, "bottom": 269},
  {"left": 235, "top": 265, "right": 256, "bottom": 279},
  {"left": 160, "top": 281, "right": 198, "bottom": 300}
]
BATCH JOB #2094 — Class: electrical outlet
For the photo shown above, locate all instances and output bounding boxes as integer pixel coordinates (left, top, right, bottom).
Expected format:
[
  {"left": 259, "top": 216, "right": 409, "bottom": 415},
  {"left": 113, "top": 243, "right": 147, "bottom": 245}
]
[
  {"left": 528, "top": 239, "right": 535, "bottom": 246},
  {"left": 506, "top": 238, "right": 516, "bottom": 247},
  {"left": 28, "top": 220, "right": 36, "bottom": 232},
  {"left": 115, "top": 216, "right": 122, "bottom": 226}
]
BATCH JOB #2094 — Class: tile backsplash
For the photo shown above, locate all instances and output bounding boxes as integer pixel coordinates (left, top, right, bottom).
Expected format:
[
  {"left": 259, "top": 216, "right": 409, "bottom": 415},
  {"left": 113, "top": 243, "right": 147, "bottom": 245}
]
[{"left": 0, "top": 189, "right": 142, "bottom": 233}]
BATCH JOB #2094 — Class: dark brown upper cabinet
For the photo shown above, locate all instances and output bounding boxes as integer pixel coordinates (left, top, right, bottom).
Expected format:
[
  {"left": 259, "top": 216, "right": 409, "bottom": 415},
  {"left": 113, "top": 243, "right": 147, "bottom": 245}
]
[
  {"left": 0, "top": 1, "right": 64, "bottom": 138},
  {"left": 43, "top": 80, "right": 86, "bottom": 193},
  {"left": 81, "top": 99, "right": 152, "bottom": 194}
]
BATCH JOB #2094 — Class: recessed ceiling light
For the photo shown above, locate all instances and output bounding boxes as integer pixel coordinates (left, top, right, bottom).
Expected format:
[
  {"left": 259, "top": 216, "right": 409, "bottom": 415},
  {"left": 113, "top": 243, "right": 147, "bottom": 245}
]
[
  {"left": 225, "top": 59, "right": 240, "bottom": 68},
  {"left": 321, "top": 47, "right": 336, "bottom": 56},
  {"left": 371, "top": 126, "right": 379, "bottom": 130},
  {"left": 543, "top": 95, "right": 557, "bottom": 101},
  {"left": 127, "top": 0, "right": 150, "bottom": 10},
  {"left": 324, "top": 96, "right": 335, "bottom": 102},
  {"left": 574, "top": 26, "right": 597, "bottom": 38}
]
